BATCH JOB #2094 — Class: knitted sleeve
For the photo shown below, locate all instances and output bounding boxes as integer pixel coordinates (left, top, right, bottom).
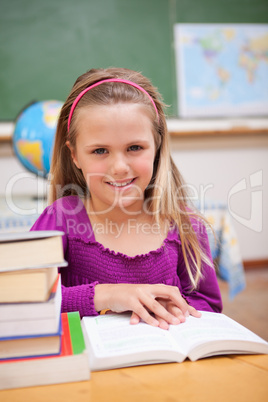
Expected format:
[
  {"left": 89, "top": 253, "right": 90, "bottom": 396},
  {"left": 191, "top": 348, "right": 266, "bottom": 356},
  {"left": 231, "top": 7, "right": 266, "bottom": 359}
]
[{"left": 30, "top": 202, "right": 99, "bottom": 317}]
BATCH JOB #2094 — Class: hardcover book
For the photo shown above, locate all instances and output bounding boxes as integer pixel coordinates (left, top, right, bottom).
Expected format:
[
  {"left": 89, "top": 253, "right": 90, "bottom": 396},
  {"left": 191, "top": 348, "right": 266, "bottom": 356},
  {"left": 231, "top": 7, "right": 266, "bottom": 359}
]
[
  {"left": 0, "top": 275, "right": 62, "bottom": 338},
  {"left": 0, "top": 318, "right": 61, "bottom": 360},
  {"left": 0, "top": 230, "right": 66, "bottom": 271},
  {"left": 0, "top": 266, "right": 58, "bottom": 303},
  {"left": 0, "top": 312, "right": 90, "bottom": 389}
]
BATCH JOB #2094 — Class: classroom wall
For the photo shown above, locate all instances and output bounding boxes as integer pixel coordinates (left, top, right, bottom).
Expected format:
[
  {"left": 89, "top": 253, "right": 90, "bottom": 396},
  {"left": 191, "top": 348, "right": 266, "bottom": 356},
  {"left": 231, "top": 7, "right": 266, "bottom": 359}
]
[
  {"left": 0, "top": 0, "right": 267, "bottom": 261},
  {"left": 1, "top": 0, "right": 268, "bottom": 120},
  {"left": 170, "top": 141, "right": 268, "bottom": 261}
]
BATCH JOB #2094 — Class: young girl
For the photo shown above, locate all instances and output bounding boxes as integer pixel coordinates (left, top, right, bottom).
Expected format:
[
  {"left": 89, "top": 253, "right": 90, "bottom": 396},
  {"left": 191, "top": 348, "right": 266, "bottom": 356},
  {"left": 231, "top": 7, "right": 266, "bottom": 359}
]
[{"left": 31, "top": 67, "right": 222, "bottom": 329}]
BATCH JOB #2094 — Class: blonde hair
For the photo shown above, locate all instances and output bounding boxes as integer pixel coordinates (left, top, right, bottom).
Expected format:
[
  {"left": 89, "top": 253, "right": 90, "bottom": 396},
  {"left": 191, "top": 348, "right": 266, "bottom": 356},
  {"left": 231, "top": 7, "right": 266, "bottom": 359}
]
[{"left": 49, "top": 67, "right": 213, "bottom": 288}]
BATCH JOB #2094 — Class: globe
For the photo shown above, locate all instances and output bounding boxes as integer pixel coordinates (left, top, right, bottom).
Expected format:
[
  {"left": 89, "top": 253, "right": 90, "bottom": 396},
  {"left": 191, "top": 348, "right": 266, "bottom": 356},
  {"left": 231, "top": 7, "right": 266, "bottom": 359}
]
[{"left": 13, "top": 100, "right": 63, "bottom": 177}]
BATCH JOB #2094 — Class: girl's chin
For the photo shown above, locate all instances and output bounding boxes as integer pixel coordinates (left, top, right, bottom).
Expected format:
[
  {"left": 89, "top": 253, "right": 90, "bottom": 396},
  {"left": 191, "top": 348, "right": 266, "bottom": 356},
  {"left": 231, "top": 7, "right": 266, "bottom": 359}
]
[
  {"left": 112, "top": 200, "right": 143, "bottom": 213},
  {"left": 90, "top": 189, "right": 145, "bottom": 214}
]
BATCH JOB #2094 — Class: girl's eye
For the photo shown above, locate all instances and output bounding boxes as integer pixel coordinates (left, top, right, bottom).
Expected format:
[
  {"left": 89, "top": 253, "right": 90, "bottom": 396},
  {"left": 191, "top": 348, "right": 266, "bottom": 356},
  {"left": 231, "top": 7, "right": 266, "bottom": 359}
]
[
  {"left": 128, "top": 145, "right": 142, "bottom": 152},
  {"left": 93, "top": 148, "right": 107, "bottom": 155}
]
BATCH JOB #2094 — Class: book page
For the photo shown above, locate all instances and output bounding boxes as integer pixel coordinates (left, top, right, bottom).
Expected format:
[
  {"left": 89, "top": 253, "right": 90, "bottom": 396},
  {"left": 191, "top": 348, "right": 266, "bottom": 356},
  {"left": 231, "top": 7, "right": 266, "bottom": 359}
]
[
  {"left": 82, "top": 313, "right": 181, "bottom": 358},
  {"left": 169, "top": 311, "right": 268, "bottom": 358},
  {"left": 82, "top": 312, "right": 268, "bottom": 369},
  {"left": 0, "top": 230, "right": 64, "bottom": 243}
]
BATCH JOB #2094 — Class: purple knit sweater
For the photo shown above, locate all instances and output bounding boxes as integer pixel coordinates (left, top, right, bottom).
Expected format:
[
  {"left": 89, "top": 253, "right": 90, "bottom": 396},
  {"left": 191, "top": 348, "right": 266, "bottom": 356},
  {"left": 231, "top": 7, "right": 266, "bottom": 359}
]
[{"left": 31, "top": 196, "right": 222, "bottom": 316}]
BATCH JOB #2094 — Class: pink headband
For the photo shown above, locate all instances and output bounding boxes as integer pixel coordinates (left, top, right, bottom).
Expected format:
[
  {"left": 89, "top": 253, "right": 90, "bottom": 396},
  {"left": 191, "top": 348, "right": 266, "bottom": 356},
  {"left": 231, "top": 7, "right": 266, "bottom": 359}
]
[{"left": 67, "top": 78, "right": 159, "bottom": 131}]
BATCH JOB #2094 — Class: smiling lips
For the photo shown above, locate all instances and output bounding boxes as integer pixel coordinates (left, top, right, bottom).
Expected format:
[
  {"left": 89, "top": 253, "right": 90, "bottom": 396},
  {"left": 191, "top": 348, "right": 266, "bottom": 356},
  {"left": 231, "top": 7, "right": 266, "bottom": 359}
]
[{"left": 107, "top": 178, "right": 135, "bottom": 188}]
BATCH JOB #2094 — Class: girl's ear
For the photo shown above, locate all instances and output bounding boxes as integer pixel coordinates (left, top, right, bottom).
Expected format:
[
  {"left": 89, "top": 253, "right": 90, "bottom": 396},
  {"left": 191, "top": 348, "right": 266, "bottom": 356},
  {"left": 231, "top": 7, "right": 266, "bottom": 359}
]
[{"left": 66, "top": 141, "right": 81, "bottom": 169}]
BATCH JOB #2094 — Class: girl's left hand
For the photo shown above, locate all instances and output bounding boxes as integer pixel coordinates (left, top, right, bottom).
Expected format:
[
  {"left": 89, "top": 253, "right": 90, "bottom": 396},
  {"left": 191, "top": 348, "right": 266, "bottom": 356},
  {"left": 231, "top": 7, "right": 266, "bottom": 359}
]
[{"left": 130, "top": 298, "right": 201, "bottom": 330}]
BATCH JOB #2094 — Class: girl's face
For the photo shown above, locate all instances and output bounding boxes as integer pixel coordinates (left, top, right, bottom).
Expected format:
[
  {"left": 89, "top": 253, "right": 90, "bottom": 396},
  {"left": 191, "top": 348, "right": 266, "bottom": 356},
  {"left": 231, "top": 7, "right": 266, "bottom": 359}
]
[{"left": 70, "top": 103, "right": 156, "bottom": 215}]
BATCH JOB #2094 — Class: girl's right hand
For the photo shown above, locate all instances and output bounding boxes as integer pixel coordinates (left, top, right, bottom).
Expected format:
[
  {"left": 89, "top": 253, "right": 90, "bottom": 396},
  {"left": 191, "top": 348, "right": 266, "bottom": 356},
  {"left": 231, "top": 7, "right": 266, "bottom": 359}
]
[{"left": 94, "top": 283, "right": 190, "bottom": 329}]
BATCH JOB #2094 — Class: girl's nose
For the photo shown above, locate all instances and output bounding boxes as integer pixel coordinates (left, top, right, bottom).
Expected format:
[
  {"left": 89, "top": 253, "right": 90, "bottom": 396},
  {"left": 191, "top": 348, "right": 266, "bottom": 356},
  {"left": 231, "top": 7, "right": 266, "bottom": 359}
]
[{"left": 110, "top": 153, "right": 129, "bottom": 176}]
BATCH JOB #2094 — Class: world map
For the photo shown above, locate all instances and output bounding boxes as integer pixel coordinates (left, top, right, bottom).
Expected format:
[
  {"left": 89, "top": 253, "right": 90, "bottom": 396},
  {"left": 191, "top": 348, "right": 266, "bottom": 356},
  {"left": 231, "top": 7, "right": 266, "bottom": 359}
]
[
  {"left": 174, "top": 24, "right": 268, "bottom": 117},
  {"left": 16, "top": 140, "right": 43, "bottom": 171}
]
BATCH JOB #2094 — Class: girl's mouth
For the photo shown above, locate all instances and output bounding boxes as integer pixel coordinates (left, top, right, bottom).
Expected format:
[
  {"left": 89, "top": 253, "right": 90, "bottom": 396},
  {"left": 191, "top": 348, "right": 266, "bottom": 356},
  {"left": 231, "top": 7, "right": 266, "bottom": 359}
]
[{"left": 107, "top": 178, "right": 135, "bottom": 188}]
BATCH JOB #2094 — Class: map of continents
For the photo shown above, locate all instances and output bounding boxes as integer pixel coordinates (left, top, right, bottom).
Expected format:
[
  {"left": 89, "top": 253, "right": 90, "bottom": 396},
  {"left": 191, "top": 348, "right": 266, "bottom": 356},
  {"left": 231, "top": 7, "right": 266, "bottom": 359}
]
[{"left": 174, "top": 24, "right": 268, "bottom": 117}]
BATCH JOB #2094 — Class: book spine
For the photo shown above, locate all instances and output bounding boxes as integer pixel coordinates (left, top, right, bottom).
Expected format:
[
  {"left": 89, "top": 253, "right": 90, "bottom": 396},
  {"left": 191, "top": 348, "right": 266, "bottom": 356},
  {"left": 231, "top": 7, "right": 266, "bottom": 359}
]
[
  {"left": 60, "top": 313, "right": 73, "bottom": 356},
  {"left": 67, "top": 312, "right": 86, "bottom": 355}
]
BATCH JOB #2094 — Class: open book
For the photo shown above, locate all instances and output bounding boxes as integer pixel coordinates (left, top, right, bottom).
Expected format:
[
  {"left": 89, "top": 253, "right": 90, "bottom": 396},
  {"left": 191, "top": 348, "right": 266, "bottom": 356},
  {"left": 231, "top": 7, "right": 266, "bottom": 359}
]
[{"left": 81, "top": 311, "right": 268, "bottom": 371}]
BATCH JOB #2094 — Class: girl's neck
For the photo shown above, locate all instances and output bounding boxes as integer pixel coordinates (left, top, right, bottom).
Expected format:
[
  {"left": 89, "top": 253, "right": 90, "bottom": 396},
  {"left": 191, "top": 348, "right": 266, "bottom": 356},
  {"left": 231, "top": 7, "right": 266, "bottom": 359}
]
[
  {"left": 84, "top": 197, "right": 147, "bottom": 225},
  {"left": 83, "top": 197, "right": 169, "bottom": 257}
]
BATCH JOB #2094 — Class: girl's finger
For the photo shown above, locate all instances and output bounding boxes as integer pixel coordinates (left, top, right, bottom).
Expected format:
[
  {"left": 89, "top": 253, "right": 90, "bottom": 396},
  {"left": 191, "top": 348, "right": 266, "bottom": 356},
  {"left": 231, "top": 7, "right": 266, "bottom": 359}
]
[
  {"left": 131, "top": 302, "right": 160, "bottom": 327},
  {"left": 155, "top": 298, "right": 186, "bottom": 323},
  {"left": 188, "top": 305, "right": 202, "bottom": 318},
  {"left": 130, "top": 311, "right": 141, "bottom": 325},
  {"left": 131, "top": 309, "right": 171, "bottom": 330},
  {"left": 151, "top": 285, "right": 189, "bottom": 316},
  {"left": 139, "top": 294, "right": 181, "bottom": 326},
  {"left": 166, "top": 304, "right": 186, "bottom": 323},
  {"left": 154, "top": 315, "right": 170, "bottom": 330}
]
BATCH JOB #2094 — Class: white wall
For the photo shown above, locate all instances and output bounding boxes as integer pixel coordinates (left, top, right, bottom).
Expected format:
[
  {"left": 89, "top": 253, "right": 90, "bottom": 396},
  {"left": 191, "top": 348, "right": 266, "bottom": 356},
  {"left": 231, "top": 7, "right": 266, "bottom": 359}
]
[
  {"left": 170, "top": 136, "right": 268, "bottom": 261},
  {"left": 0, "top": 156, "right": 47, "bottom": 197}
]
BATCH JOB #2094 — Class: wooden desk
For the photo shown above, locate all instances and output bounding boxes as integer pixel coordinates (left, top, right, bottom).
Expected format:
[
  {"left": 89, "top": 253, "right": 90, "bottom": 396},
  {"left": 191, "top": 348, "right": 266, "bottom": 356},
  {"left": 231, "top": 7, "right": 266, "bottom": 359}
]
[{"left": 1, "top": 355, "right": 268, "bottom": 402}]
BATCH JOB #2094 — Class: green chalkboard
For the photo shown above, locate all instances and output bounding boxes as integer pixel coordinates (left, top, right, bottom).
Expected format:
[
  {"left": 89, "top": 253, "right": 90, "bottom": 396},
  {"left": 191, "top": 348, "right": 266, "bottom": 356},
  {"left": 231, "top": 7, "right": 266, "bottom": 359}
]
[{"left": 0, "top": 0, "right": 267, "bottom": 120}]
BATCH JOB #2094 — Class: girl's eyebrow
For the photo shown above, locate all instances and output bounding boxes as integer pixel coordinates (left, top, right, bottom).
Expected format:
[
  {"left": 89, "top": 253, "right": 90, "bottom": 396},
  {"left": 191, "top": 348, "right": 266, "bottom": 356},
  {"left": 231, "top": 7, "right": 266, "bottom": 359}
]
[
  {"left": 126, "top": 139, "right": 151, "bottom": 146},
  {"left": 84, "top": 139, "right": 150, "bottom": 149},
  {"left": 84, "top": 144, "right": 109, "bottom": 149}
]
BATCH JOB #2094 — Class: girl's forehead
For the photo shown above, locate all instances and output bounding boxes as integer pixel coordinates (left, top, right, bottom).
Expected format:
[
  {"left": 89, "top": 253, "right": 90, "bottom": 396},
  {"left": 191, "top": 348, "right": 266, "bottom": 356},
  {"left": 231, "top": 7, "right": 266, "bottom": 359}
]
[
  {"left": 77, "top": 102, "right": 152, "bottom": 117},
  {"left": 75, "top": 103, "right": 154, "bottom": 128},
  {"left": 74, "top": 103, "right": 156, "bottom": 145}
]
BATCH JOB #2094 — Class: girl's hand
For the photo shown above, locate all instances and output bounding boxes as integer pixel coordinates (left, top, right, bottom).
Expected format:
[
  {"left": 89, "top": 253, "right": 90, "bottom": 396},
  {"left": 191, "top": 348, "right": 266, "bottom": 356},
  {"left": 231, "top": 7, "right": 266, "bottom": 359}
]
[
  {"left": 131, "top": 298, "right": 201, "bottom": 330},
  {"left": 94, "top": 283, "right": 190, "bottom": 328}
]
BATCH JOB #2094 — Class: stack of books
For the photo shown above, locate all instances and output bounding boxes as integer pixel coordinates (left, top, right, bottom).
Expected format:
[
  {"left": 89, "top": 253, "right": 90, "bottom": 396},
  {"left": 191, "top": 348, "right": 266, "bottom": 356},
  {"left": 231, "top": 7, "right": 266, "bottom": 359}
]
[{"left": 0, "top": 231, "right": 90, "bottom": 389}]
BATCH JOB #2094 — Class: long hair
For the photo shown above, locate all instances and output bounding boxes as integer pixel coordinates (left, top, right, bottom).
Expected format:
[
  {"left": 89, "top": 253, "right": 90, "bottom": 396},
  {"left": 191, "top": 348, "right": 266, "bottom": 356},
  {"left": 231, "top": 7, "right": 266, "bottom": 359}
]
[{"left": 49, "top": 67, "right": 213, "bottom": 288}]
